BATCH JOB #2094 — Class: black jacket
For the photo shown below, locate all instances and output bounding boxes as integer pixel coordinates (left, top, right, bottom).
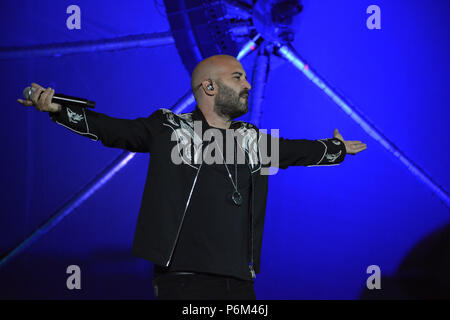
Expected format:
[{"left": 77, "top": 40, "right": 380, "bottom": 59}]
[{"left": 49, "top": 104, "right": 346, "bottom": 278}]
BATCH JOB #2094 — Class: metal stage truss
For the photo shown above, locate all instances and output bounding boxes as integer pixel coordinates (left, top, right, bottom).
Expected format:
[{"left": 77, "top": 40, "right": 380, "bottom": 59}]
[{"left": 1, "top": 0, "right": 448, "bottom": 269}]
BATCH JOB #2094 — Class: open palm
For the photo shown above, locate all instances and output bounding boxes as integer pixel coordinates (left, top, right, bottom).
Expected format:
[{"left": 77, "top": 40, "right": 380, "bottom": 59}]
[{"left": 333, "top": 129, "right": 367, "bottom": 155}]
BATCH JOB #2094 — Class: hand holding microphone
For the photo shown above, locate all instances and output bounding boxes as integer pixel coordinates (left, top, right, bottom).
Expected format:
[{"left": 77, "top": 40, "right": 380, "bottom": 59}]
[
  {"left": 17, "top": 83, "right": 96, "bottom": 113},
  {"left": 17, "top": 83, "right": 62, "bottom": 112}
]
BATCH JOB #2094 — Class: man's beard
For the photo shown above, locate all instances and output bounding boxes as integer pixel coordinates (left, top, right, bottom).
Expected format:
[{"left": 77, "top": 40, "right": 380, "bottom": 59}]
[{"left": 213, "top": 81, "right": 249, "bottom": 120}]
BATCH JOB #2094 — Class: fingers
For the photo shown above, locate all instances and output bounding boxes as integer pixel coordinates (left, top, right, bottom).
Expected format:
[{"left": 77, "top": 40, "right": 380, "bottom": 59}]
[
  {"left": 347, "top": 140, "right": 366, "bottom": 147},
  {"left": 31, "top": 86, "right": 45, "bottom": 106},
  {"left": 47, "top": 89, "right": 61, "bottom": 112},
  {"left": 350, "top": 142, "right": 366, "bottom": 147},
  {"left": 334, "top": 128, "right": 344, "bottom": 140},
  {"left": 348, "top": 144, "right": 367, "bottom": 155},
  {"left": 344, "top": 139, "right": 367, "bottom": 155},
  {"left": 31, "top": 86, "right": 55, "bottom": 111},
  {"left": 351, "top": 143, "right": 366, "bottom": 149},
  {"left": 44, "top": 88, "right": 54, "bottom": 109},
  {"left": 17, "top": 98, "right": 34, "bottom": 106},
  {"left": 31, "top": 83, "right": 44, "bottom": 90},
  {"left": 37, "top": 87, "right": 50, "bottom": 111}
]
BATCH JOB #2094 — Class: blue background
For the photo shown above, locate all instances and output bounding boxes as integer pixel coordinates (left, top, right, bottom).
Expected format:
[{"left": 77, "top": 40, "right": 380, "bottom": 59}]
[{"left": 0, "top": 0, "right": 449, "bottom": 299}]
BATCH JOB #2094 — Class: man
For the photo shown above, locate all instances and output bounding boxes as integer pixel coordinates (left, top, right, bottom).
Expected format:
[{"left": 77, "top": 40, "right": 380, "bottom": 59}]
[{"left": 17, "top": 54, "right": 367, "bottom": 300}]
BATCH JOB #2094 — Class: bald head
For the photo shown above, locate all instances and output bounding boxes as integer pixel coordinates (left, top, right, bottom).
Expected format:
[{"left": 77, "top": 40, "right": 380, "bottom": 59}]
[
  {"left": 190, "top": 54, "right": 251, "bottom": 125},
  {"left": 191, "top": 54, "right": 241, "bottom": 98}
]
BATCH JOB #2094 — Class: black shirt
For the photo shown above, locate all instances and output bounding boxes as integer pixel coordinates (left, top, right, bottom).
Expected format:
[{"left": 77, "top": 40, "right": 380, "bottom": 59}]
[{"left": 154, "top": 126, "right": 253, "bottom": 280}]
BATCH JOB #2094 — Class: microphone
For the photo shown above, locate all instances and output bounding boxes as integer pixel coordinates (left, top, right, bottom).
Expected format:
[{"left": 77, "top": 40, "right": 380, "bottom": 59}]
[{"left": 23, "top": 86, "right": 96, "bottom": 109}]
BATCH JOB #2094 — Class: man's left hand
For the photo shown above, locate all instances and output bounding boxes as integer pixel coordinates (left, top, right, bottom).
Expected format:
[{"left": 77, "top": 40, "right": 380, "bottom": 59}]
[{"left": 333, "top": 129, "right": 367, "bottom": 155}]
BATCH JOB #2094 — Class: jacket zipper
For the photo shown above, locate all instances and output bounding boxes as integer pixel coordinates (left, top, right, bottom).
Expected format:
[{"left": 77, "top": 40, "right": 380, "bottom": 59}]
[
  {"left": 248, "top": 171, "right": 256, "bottom": 279},
  {"left": 238, "top": 132, "right": 256, "bottom": 280},
  {"left": 165, "top": 163, "right": 203, "bottom": 267},
  {"left": 164, "top": 127, "right": 257, "bottom": 280}
]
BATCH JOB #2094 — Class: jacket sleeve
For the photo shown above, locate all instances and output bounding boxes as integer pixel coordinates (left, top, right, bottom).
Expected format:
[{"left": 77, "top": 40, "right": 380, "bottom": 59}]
[
  {"left": 48, "top": 105, "right": 164, "bottom": 153},
  {"left": 260, "top": 132, "right": 347, "bottom": 169}
]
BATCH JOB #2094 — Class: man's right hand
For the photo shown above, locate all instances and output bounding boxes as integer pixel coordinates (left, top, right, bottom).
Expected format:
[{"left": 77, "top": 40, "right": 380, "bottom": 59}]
[{"left": 17, "top": 83, "right": 62, "bottom": 113}]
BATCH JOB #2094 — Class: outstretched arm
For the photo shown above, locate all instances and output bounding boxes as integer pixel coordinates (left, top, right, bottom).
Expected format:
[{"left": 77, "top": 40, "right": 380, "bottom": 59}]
[
  {"left": 260, "top": 128, "right": 367, "bottom": 169},
  {"left": 18, "top": 83, "right": 163, "bottom": 153}
]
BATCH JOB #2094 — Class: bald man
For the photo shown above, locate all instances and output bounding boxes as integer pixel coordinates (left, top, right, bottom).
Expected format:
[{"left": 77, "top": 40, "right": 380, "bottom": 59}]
[
  {"left": 190, "top": 54, "right": 251, "bottom": 129},
  {"left": 18, "top": 54, "right": 366, "bottom": 300}
]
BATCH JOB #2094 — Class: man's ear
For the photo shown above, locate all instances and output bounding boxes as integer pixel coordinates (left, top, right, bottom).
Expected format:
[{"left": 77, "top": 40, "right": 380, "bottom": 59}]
[{"left": 202, "top": 79, "right": 215, "bottom": 95}]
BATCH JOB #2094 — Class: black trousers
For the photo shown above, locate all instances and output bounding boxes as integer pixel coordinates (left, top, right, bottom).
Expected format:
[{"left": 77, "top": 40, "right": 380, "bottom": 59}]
[{"left": 152, "top": 272, "right": 256, "bottom": 300}]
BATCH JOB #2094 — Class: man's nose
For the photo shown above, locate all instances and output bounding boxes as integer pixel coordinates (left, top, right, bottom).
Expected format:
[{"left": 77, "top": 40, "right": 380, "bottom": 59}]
[{"left": 244, "top": 79, "right": 251, "bottom": 90}]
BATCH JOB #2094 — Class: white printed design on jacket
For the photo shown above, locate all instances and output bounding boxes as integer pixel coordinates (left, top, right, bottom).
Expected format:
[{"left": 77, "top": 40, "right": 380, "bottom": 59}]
[
  {"left": 325, "top": 150, "right": 342, "bottom": 162},
  {"left": 67, "top": 108, "right": 84, "bottom": 124},
  {"left": 161, "top": 109, "right": 261, "bottom": 172},
  {"left": 332, "top": 139, "right": 341, "bottom": 145},
  {"left": 162, "top": 109, "right": 203, "bottom": 169},
  {"left": 235, "top": 126, "right": 260, "bottom": 172}
]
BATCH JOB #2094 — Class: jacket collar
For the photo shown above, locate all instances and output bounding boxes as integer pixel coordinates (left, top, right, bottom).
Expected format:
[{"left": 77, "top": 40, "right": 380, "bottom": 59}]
[
  {"left": 191, "top": 105, "right": 256, "bottom": 171},
  {"left": 191, "top": 105, "right": 241, "bottom": 130}
]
